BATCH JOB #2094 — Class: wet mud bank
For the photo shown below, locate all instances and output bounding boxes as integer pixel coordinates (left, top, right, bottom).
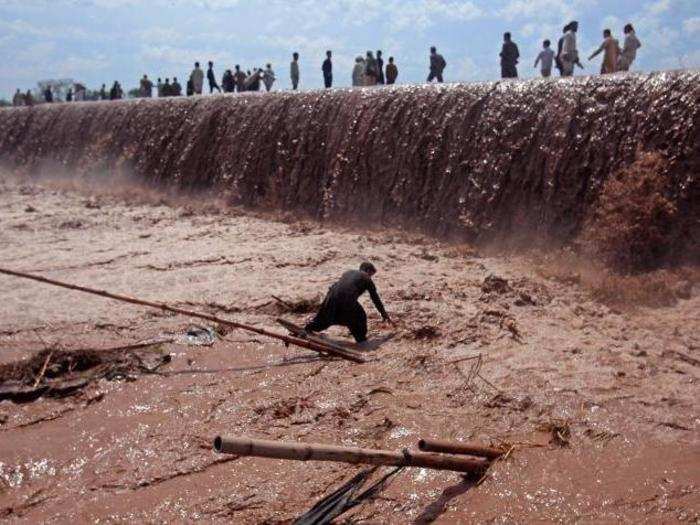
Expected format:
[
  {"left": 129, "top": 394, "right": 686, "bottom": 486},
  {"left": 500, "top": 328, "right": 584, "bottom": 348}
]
[{"left": 0, "top": 72, "right": 698, "bottom": 260}]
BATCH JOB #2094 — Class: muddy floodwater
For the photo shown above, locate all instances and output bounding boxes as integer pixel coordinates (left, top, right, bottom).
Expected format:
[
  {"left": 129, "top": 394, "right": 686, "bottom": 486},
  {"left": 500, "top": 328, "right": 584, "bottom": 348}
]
[{"left": 0, "top": 178, "right": 697, "bottom": 522}]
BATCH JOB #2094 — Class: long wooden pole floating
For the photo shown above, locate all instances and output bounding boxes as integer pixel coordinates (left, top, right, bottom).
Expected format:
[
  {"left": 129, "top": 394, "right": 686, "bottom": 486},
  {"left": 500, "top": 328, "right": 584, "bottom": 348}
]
[
  {"left": 0, "top": 267, "right": 365, "bottom": 364},
  {"left": 417, "top": 438, "right": 505, "bottom": 460},
  {"left": 214, "top": 436, "right": 489, "bottom": 474}
]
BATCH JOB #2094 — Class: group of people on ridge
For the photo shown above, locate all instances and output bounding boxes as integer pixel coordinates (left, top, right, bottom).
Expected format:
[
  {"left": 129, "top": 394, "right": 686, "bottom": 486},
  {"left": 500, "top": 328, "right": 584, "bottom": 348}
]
[
  {"left": 10, "top": 23, "right": 643, "bottom": 107},
  {"left": 188, "top": 61, "right": 278, "bottom": 94},
  {"left": 139, "top": 75, "right": 182, "bottom": 98},
  {"left": 503, "top": 21, "right": 642, "bottom": 79},
  {"left": 350, "top": 50, "right": 400, "bottom": 87}
]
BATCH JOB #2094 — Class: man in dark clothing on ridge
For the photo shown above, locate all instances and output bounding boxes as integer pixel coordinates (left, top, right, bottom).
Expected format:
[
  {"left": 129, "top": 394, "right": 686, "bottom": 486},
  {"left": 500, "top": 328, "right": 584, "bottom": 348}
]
[
  {"left": 376, "top": 50, "right": 385, "bottom": 84},
  {"left": 233, "top": 65, "right": 247, "bottom": 92},
  {"left": 500, "top": 32, "right": 520, "bottom": 78},
  {"left": 207, "top": 61, "right": 221, "bottom": 93},
  {"left": 427, "top": 46, "right": 446, "bottom": 83},
  {"left": 171, "top": 77, "right": 182, "bottom": 96},
  {"left": 222, "top": 69, "right": 235, "bottom": 93},
  {"left": 322, "top": 50, "right": 333, "bottom": 88},
  {"left": 305, "top": 262, "right": 393, "bottom": 343}
]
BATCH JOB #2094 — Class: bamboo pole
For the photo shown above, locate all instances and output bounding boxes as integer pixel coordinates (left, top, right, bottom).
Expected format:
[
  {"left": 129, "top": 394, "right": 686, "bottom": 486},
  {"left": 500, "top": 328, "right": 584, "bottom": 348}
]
[
  {"left": 418, "top": 438, "right": 505, "bottom": 460},
  {"left": 0, "top": 267, "right": 365, "bottom": 364},
  {"left": 214, "top": 436, "right": 489, "bottom": 474},
  {"left": 276, "top": 318, "right": 358, "bottom": 357}
]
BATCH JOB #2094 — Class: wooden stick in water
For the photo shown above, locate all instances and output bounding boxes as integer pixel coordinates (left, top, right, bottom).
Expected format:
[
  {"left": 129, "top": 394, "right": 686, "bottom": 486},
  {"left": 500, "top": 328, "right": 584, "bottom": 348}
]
[
  {"left": 418, "top": 438, "right": 506, "bottom": 460},
  {"left": 214, "top": 436, "right": 490, "bottom": 474},
  {"left": 0, "top": 267, "right": 365, "bottom": 364}
]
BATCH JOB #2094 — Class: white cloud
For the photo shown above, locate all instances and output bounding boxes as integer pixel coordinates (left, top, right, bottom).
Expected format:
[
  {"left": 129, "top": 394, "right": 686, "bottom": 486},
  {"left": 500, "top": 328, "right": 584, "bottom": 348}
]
[
  {"left": 0, "top": 18, "right": 51, "bottom": 37},
  {"left": 55, "top": 55, "right": 109, "bottom": 76},
  {"left": 683, "top": 17, "right": 700, "bottom": 34},
  {"left": 636, "top": 0, "right": 680, "bottom": 51},
  {"left": 680, "top": 49, "right": 700, "bottom": 67},
  {"left": 451, "top": 56, "right": 484, "bottom": 81},
  {"left": 498, "top": 0, "right": 595, "bottom": 22},
  {"left": 69, "top": 0, "right": 243, "bottom": 7},
  {"left": 140, "top": 45, "right": 232, "bottom": 72},
  {"left": 135, "top": 27, "right": 181, "bottom": 44},
  {"left": 645, "top": 0, "right": 671, "bottom": 15},
  {"left": 600, "top": 15, "right": 621, "bottom": 32},
  {"left": 659, "top": 48, "right": 700, "bottom": 69}
]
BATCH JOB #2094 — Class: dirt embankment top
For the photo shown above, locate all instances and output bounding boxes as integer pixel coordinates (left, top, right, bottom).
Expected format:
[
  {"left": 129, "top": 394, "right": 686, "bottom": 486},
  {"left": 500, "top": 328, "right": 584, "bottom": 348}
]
[{"left": 0, "top": 72, "right": 698, "bottom": 260}]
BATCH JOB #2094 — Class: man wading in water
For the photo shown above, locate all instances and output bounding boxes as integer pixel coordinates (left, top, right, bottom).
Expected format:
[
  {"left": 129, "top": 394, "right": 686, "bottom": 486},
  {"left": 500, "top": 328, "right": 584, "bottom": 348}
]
[{"left": 305, "top": 262, "right": 393, "bottom": 344}]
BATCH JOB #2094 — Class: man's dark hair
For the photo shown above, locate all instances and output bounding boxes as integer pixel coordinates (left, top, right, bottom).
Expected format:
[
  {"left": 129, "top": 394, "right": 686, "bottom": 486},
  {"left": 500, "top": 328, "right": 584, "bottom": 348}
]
[
  {"left": 603, "top": 29, "right": 611, "bottom": 37},
  {"left": 377, "top": 50, "right": 382, "bottom": 56},
  {"left": 235, "top": 64, "right": 240, "bottom": 70},
  {"left": 504, "top": 32, "right": 511, "bottom": 40},
  {"left": 195, "top": 62, "right": 200, "bottom": 67},
  {"left": 624, "top": 23, "right": 634, "bottom": 33},
  {"left": 389, "top": 56, "right": 394, "bottom": 62},
  {"left": 293, "top": 52, "right": 299, "bottom": 59},
  {"left": 430, "top": 46, "right": 436, "bottom": 53},
  {"left": 360, "top": 262, "right": 376, "bottom": 274},
  {"left": 544, "top": 39, "right": 551, "bottom": 47},
  {"left": 208, "top": 61, "right": 213, "bottom": 67},
  {"left": 326, "top": 50, "right": 332, "bottom": 57}
]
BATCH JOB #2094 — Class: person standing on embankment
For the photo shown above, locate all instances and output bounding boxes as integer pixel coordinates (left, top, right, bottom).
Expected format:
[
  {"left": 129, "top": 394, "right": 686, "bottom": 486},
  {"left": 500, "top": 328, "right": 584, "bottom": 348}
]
[
  {"left": 291, "top": 52, "right": 300, "bottom": 90},
  {"left": 535, "top": 40, "right": 554, "bottom": 78},
  {"left": 190, "top": 62, "right": 204, "bottom": 95},
  {"left": 365, "top": 51, "right": 379, "bottom": 86},
  {"left": 500, "top": 32, "right": 520, "bottom": 78},
  {"left": 322, "top": 50, "right": 333, "bottom": 88},
  {"left": 386, "top": 57, "right": 398, "bottom": 84},
  {"left": 222, "top": 69, "right": 235, "bottom": 93},
  {"left": 376, "top": 50, "right": 385, "bottom": 84},
  {"left": 263, "top": 64, "right": 276, "bottom": 92},
  {"left": 234, "top": 65, "right": 247, "bottom": 92},
  {"left": 352, "top": 56, "right": 366, "bottom": 87},
  {"left": 559, "top": 21, "right": 583, "bottom": 76},
  {"left": 207, "top": 61, "right": 221, "bottom": 94},
  {"left": 427, "top": 46, "right": 446, "bottom": 83},
  {"left": 589, "top": 29, "right": 621, "bottom": 74},
  {"left": 12, "top": 89, "right": 23, "bottom": 106},
  {"left": 618, "top": 23, "right": 642, "bottom": 71}
]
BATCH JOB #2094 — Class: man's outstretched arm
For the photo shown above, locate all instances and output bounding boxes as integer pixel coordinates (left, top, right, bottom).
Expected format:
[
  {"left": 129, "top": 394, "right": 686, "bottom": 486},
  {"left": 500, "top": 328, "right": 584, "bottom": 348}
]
[{"left": 368, "top": 282, "right": 390, "bottom": 321}]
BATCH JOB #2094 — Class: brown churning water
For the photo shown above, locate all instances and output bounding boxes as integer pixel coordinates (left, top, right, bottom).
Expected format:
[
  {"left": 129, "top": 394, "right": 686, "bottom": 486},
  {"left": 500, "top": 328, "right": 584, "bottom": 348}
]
[{"left": 0, "top": 71, "right": 697, "bottom": 249}]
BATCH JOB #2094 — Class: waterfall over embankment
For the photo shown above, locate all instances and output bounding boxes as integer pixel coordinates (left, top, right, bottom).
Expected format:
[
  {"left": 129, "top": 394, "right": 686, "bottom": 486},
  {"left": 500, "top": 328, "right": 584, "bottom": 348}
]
[{"left": 1, "top": 71, "right": 698, "bottom": 262}]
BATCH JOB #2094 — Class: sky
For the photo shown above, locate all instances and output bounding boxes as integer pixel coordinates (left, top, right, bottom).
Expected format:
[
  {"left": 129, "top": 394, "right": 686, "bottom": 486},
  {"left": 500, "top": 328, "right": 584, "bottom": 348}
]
[{"left": 0, "top": 0, "right": 699, "bottom": 98}]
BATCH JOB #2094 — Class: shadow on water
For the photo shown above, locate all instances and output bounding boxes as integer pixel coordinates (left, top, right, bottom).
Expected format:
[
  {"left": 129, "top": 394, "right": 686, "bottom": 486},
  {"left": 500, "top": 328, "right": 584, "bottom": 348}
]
[
  {"left": 413, "top": 478, "right": 477, "bottom": 524},
  {"left": 358, "top": 333, "right": 397, "bottom": 352},
  {"left": 302, "top": 332, "right": 396, "bottom": 353}
]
